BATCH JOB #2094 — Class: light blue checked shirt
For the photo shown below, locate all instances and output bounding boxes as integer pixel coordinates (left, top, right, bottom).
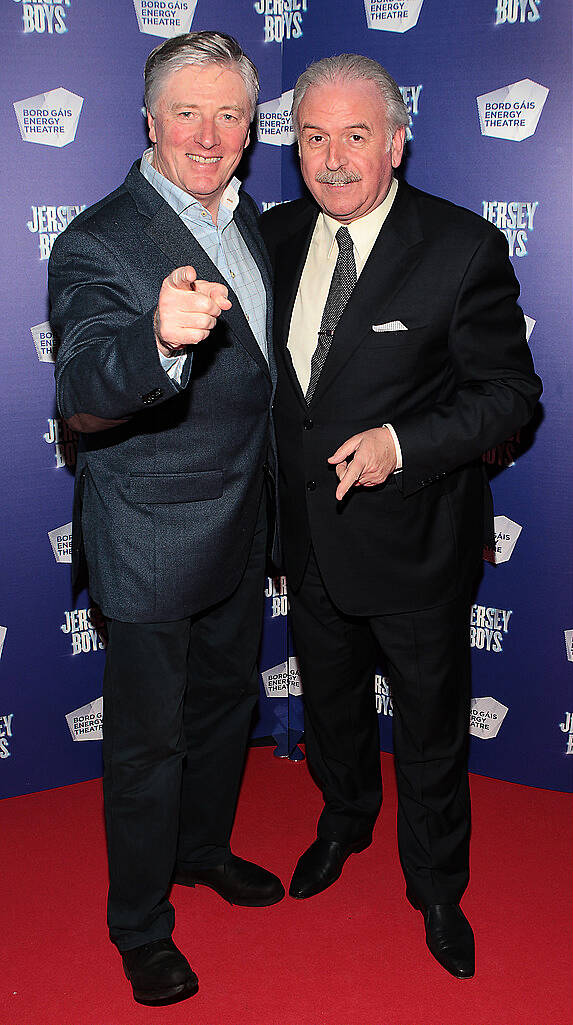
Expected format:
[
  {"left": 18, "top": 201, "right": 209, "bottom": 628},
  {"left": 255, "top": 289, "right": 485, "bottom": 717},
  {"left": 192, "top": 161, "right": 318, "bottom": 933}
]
[{"left": 140, "top": 149, "right": 267, "bottom": 384}]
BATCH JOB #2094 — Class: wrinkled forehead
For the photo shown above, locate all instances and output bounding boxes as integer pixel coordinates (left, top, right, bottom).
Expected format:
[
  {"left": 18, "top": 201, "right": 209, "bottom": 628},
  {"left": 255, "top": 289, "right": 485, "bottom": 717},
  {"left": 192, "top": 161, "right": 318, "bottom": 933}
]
[
  {"left": 297, "top": 78, "right": 388, "bottom": 133},
  {"left": 157, "top": 62, "right": 250, "bottom": 111}
]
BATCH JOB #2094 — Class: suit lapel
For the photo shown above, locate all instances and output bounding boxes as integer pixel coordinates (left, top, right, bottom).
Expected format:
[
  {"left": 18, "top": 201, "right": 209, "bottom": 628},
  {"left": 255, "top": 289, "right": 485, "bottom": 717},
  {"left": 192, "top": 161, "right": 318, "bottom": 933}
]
[
  {"left": 309, "top": 182, "right": 424, "bottom": 405},
  {"left": 125, "top": 163, "right": 271, "bottom": 380}
]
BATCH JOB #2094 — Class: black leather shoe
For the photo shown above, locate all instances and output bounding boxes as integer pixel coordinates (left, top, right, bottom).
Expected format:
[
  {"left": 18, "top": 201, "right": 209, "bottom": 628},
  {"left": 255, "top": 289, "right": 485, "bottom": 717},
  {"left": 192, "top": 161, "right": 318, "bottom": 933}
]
[
  {"left": 289, "top": 836, "right": 371, "bottom": 899},
  {"left": 121, "top": 937, "right": 198, "bottom": 1006},
  {"left": 174, "top": 854, "right": 285, "bottom": 907},
  {"left": 408, "top": 892, "right": 475, "bottom": 978}
]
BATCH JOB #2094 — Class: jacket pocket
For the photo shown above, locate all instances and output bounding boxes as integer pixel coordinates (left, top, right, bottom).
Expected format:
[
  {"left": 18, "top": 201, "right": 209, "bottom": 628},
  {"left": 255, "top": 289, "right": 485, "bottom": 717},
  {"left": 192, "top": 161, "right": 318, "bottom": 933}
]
[{"left": 128, "top": 470, "right": 223, "bottom": 504}]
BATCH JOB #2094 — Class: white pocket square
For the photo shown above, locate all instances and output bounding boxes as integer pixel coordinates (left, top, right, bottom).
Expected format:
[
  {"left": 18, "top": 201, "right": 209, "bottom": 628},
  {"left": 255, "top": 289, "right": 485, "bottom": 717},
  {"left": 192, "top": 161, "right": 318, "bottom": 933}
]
[{"left": 372, "top": 320, "right": 408, "bottom": 332}]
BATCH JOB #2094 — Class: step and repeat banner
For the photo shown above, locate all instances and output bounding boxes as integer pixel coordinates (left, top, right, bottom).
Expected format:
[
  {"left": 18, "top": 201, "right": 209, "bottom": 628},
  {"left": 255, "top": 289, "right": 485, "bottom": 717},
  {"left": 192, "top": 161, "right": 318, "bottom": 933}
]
[{"left": 1, "top": 0, "right": 571, "bottom": 798}]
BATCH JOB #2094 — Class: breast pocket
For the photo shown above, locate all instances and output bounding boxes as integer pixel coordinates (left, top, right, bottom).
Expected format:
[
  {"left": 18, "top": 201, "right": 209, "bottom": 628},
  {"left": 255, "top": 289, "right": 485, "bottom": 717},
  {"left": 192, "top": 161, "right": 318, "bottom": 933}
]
[{"left": 362, "top": 324, "right": 429, "bottom": 350}]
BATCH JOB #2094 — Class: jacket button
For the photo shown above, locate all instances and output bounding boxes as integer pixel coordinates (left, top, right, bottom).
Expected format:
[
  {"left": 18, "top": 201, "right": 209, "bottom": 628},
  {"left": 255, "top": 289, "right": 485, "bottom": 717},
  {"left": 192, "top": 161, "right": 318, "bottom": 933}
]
[
  {"left": 306, "top": 480, "right": 317, "bottom": 492},
  {"left": 303, "top": 418, "right": 314, "bottom": 430}
]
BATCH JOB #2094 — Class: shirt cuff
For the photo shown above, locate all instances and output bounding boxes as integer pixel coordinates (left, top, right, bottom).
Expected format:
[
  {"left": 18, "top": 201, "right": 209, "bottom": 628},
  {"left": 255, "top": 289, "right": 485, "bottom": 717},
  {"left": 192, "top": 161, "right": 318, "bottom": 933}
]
[
  {"left": 383, "top": 423, "right": 403, "bottom": 471},
  {"left": 158, "top": 350, "right": 188, "bottom": 386}
]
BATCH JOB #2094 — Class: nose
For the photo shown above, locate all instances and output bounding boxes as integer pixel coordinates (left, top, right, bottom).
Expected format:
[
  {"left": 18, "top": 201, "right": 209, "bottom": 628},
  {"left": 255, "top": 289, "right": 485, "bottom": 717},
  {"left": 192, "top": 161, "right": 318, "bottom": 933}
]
[
  {"left": 325, "top": 139, "right": 345, "bottom": 170},
  {"left": 194, "top": 116, "right": 219, "bottom": 150}
]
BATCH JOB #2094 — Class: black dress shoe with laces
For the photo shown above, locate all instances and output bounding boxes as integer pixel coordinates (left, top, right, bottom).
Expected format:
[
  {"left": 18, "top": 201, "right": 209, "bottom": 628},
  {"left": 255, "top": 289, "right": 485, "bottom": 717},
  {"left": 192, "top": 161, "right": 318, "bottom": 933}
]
[
  {"left": 289, "top": 836, "right": 372, "bottom": 899},
  {"left": 174, "top": 854, "right": 285, "bottom": 906},
  {"left": 407, "top": 891, "right": 475, "bottom": 978},
  {"left": 121, "top": 937, "right": 198, "bottom": 1006}
]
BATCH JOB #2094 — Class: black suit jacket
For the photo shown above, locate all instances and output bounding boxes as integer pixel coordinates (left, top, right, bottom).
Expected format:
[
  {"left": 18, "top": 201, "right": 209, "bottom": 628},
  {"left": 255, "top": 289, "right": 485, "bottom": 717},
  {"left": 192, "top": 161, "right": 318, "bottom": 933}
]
[
  {"left": 260, "top": 181, "right": 541, "bottom": 616},
  {"left": 49, "top": 161, "right": 276, "bottom": 623}
]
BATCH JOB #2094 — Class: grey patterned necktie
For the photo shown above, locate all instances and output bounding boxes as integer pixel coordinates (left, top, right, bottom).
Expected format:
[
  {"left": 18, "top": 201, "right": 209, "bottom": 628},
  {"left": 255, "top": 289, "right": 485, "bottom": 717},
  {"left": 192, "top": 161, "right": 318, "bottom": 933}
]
[{"left": 305, "top": 225, "right": 357, "bottom": 403}]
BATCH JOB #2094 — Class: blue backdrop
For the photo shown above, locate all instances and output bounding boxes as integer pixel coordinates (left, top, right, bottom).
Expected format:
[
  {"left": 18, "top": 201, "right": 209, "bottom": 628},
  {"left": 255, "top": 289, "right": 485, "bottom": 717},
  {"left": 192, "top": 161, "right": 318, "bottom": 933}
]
[{"left": 1, "top": 0, "right": 571, "bottom": 798}]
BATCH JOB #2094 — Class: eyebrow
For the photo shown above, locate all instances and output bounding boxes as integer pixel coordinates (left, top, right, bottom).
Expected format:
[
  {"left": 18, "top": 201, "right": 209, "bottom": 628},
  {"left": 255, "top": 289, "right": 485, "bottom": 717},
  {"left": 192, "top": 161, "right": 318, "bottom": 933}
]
[
  {"left": 171, "top": 102, "right": 247, "bottom": 114},
  {"left": 301, "top": 121, "right": 372, "bottom": 134}
]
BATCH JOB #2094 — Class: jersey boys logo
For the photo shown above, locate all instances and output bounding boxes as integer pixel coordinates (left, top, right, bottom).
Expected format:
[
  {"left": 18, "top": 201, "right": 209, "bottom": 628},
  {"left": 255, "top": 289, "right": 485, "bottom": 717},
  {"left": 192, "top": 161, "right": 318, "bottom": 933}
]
[
  {"left": 61, "top": 608, "right": 106, "bottom": 655},
  {"left": 477, "top": 79, "right": 548, "bottom": 141},
  {"left": 375, "top": 674, "right": 393, "bottom": 717},
  {"left": 494, "top": 0, "right": 541, "bottom": 24},
  {"left": 0, "top": 715, "right": 15, "bottom": 759},
  {"left": 257, "top": 90, "right": 295, "bottom": 147},
  {"left": 48, "top": 521, "right": 72, "bottom": 564},
  {"left": 481, "top": 200, "right": 539, "bottom": 257},
  {"left": 14, "top": 0, "right": 72, "bottom": 34},
  {"left": 364, "top": 0, "right": 423, "bottom": 32},
  {"left": 483, "top": 429, "right": 523, "bottom": 469},
  {"left": 265, "top": 576, "right": 288, "bottom": 617},
  {"left": 44, "top": 418, "right": 77, "bottom": 469},
  {"left": 254, "top": 0, "right": 308, "bottom": 43},
  {"left": 133, "top": 0, "right": 196, "bottom": 37},
  {"left": 14, "top": 87, "right": 83, "bottom": 147},
  {"left": 469, "top": 697, "right": 508, "bottom": 739},
  {"left": 483, "top": 515, "right": 522, "bottom": 565},
  {"left": 261, "top": 657, "right": 302, "bottom": 698},
  {"left": 27, "top": 204, "right": 86, "bottom": 261},
  {"left": 559, "top": 712, "right": 573, "bottom": 755},
  {"left": 400, "top": 84, "right": 422, "bottom": 141},
  {"left": 66, "top": 697, "right": 103, "bottom": 742},
  {"left": 470, "top": 604, "right": 512, "bottom": 653}
]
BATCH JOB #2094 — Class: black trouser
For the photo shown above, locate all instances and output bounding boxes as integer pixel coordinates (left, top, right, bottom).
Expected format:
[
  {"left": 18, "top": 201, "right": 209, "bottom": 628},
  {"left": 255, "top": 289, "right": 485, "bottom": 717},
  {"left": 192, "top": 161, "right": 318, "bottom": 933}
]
[
  {"left": 288, "top": 548, "right": 472, "bottom": 907},
  {"left": 102, "top": 501, "right": 267, "bottom": 951}
]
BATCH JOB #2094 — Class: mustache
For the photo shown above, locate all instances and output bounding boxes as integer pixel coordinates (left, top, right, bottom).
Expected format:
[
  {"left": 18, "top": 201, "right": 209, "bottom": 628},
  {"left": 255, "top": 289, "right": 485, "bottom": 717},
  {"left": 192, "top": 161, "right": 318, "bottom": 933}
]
[{"left": 315, "top": 169, "right": 362, "bottom": 185}]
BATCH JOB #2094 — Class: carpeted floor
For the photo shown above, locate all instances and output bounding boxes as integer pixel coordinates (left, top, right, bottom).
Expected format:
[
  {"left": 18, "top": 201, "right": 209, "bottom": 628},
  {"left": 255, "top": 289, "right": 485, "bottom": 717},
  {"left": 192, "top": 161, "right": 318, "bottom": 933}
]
[{"left": 2, "top": 748, "right": 571, "bottom": 1025}]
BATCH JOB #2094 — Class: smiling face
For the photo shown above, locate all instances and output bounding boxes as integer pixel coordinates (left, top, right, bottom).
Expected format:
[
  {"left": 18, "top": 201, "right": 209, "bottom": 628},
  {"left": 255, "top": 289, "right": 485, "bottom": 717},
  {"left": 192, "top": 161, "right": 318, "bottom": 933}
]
[
  {"left": 147, "top": 62, "right": 251, "bottom": 221},
  {"left": 297, "top": 77, "right": 405, "bottom": 224}
]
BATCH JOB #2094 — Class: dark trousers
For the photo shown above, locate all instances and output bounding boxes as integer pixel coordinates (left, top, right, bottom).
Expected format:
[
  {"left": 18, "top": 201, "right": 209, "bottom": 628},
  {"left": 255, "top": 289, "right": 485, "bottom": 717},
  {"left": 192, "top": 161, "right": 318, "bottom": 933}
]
[
  {"left": 102, "top": 502, "right": 267, "bottom": 951},
  {"left": 288, "top": 548, "right": 472, "bottom": 907}
]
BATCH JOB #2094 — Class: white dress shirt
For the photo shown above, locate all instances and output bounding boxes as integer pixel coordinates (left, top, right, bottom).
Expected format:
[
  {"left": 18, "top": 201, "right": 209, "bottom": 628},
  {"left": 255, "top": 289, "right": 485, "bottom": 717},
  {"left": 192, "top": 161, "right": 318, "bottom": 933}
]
[{"left": 288, "top": 178, "right": 402, "bottom": 467}]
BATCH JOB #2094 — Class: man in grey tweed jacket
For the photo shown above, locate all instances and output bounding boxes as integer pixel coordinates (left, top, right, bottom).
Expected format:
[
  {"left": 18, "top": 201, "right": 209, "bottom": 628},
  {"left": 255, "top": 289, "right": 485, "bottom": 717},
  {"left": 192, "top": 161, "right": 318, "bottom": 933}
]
[{"left": 48, "top": 32, "right": 283, "bottom": 1007}]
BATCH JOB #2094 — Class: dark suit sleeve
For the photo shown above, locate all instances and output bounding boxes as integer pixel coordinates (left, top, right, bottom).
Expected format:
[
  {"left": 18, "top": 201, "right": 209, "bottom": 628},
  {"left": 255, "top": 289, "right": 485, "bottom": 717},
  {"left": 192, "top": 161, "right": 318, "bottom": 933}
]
[
  {"left": 392, "top": 227, "right": 542, "bottom": 493},
  {"left": 49, "top": 226, "right": 182, "bottom": 433}
]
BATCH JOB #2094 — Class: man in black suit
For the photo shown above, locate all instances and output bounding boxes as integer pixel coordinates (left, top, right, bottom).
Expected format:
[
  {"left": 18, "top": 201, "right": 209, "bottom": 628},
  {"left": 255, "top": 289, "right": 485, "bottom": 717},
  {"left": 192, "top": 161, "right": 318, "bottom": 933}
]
[
  {"left": 49, "top": 32, "right": 283, "bottom": 1007},
  {"left": 260, "top": 54, "right": 541, "bottom": 979}
]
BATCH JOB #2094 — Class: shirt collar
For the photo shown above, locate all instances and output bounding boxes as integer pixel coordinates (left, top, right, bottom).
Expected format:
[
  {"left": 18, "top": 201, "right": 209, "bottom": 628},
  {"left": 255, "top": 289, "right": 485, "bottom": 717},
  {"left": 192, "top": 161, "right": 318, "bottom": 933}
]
[
  {"left": 321, "top": 177, "right": 399, "bottom": 261},
  {"left": 140, "top": 147, "right": 241, "bottom": 221}
]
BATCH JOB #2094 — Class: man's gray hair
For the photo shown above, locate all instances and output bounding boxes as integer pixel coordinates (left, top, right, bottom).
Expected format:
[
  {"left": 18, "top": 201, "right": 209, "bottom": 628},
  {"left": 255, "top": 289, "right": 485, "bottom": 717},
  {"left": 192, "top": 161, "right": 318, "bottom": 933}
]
[
  {"left": 144, "top": 31, "right": 259, "bottom": 121},
  {"left": 292, "top": 54, "right": 410, "bottom": 144}
]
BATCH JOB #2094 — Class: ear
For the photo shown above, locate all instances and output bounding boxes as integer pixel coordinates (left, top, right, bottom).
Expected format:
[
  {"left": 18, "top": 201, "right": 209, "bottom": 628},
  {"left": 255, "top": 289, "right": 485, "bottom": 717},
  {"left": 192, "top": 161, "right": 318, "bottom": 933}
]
[
  {"left": 391, "top": 125, "right": 406, "bottom": 169},
  {"left": 147, "top": 110, "right": 156, "bottom": 144},
  {"left": 243, "top": 128, "right": 250, "bottom": 151}
]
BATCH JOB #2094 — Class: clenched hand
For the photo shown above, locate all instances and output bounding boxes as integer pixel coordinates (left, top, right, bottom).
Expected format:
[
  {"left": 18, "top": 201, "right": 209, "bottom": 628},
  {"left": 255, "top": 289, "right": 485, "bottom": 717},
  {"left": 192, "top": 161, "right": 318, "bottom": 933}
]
[{"left": 154, "top": 265, "right": 232, "bottom": 357}]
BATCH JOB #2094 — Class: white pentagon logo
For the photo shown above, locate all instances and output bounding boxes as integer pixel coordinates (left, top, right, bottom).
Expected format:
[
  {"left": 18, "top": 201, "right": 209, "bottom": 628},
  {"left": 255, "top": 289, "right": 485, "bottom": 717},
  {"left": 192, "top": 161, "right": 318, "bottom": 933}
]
[
  {"left": 484, "top": 514, "right": 522, "bottom": 565},
  {"left": 477, "top": 79, "right": 549, "bottom": 141},
  {"left": 364, "top": 0, "right": 424, "bottom": 32},
  {"left": 48, "top": 521, "right": 72, "bottom": 564},
  {"left": 261, "top": 656, "right": 302, "bottom": 698},
  {"left": 31, "top": 321, "right": 55, "bottom": 364},
  {"left": 469, "top": 696, "right": 508, "bottom": 740},
  {"left": 13, "top": 87, "right": 83, "bottom": 148},
  {"left": 0, "top": 626, "right": 6, "bottom": 661},
  {"left": 257, "top": 89, "right": 295, "bottom": 147},
  {"left": 66, "top": 697, "right": 103, "bottom": 742},
  {"left": 133, "top": 0, "right": 197, "bottom": 38},
  {"left": 524, "top": 314, "right": 535, "bottom": 342},
  {"left": 564, "top": 630, "right": 573, "bottom": 663}
]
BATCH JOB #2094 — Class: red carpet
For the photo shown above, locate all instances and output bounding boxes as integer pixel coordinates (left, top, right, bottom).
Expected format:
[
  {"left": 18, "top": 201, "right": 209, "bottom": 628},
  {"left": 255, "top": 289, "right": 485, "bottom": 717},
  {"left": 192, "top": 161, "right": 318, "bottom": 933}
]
[{"left": 2, "top": 748, "right": 571, "bottom": 1025}]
